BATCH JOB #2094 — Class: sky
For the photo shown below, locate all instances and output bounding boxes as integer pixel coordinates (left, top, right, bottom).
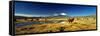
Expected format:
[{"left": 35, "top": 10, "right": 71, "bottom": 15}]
[{"left": 14, "top": 1, "right": 96, "bottom": 17}]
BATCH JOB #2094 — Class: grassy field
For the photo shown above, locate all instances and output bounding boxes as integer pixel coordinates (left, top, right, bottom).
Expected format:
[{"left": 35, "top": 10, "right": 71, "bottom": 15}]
[{"left": 15, "top": 16, "right": 96, "bottom": 34}]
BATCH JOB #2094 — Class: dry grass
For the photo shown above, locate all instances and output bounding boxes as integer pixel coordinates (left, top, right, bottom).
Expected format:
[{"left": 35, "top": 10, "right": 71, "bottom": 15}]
[{"left": 15, "top": 17, "right": 96, "bottom": 34}]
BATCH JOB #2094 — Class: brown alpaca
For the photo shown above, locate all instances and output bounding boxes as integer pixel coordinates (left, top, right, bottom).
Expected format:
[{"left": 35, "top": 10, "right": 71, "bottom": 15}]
[{"left": 68, "top": 18, "right": 74, "bottom": 23}]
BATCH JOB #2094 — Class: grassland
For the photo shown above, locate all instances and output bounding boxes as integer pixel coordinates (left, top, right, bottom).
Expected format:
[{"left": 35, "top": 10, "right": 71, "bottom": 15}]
[{"left": 15, "top": 16, "right": 96, "bottom": 34}]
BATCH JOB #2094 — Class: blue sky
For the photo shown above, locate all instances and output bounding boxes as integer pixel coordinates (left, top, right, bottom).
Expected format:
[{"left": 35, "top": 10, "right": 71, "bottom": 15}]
[{"left": 15, "top": 2, "right": 96, "bottom": 17}]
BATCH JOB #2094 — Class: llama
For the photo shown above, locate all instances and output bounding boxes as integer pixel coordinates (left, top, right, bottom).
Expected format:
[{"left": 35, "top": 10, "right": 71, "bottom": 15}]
[{"left": 68, "top": 17, "right": 74, "bottom": 23}]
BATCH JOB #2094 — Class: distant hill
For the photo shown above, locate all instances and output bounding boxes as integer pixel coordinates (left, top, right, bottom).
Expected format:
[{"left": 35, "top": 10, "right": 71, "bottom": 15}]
[
  {"left": 15, "top": 16, "right": 26, "bottom": 19},
  {"left": 72, "top": 14, "right": 96, "bottom": 18},
  {"left": 15, "top": 15, "right": 70, "bottom": 19},
  {"left": 15, "top": 14, "right": 96, "bottom": 19},
  {"left": 86, "top": 14, "right": 96, "bottom": 17}
]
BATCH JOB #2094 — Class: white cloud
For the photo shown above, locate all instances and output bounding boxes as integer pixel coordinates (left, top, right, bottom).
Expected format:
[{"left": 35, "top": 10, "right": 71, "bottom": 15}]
[
  {"left": 60, "top": 13, "right": 67, "bottom": 15},
  {"left": 15, "top": 13, "right": 50, "bottom": 17},
  {"left": 15, "top": 13, "right": 34, "bottom": 17}
]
